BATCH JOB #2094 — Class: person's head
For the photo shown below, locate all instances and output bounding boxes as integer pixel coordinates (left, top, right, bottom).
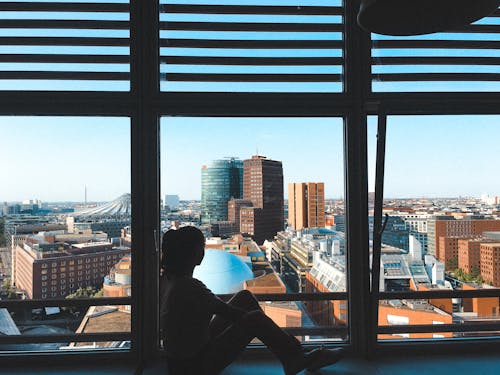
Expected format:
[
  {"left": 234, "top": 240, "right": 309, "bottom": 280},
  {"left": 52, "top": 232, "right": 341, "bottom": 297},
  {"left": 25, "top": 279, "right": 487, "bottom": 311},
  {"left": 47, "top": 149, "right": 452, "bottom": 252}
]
[{"left": 161, "top": 226, "right": 205, "bottom": 276}]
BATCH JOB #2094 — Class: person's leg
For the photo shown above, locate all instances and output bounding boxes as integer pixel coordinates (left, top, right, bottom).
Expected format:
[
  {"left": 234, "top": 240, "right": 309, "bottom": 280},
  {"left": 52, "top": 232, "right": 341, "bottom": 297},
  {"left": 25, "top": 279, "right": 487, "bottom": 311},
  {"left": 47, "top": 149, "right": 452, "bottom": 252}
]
[
  {"left": 209, "top": 289, "right": 261, "bottom": 338},
  {"left": 202, "top": 310, "right": 308, "bottom": 375}
]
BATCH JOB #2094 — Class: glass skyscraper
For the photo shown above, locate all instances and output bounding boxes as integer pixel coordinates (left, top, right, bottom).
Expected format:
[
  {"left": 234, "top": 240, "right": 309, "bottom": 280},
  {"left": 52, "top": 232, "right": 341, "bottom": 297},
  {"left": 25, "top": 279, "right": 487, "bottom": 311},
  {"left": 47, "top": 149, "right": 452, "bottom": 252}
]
[{"left": 201, "top": 158, "right": 243, "bottom": 224}]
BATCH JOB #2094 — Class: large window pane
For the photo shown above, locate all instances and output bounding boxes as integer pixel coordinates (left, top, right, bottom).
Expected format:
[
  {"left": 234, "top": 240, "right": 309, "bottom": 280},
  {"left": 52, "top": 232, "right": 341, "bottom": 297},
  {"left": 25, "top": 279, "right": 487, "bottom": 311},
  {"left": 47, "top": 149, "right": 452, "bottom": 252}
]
[
  {"left": 370, "top": 115, "right": 500, "bottom": 341},
  {"left": 160, "top": 117, "right": 347, "bottom": 344},
  {"left": 0, "top": 116, "right": 131, "bottom": 351}
]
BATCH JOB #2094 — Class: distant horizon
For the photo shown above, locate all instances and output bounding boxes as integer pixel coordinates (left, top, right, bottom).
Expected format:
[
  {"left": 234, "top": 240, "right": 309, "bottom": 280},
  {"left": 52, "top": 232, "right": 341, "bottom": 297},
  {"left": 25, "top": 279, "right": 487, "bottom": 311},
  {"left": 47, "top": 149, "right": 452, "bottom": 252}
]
[{"left": 2, "top": 194, "right": 497, "bottom": 206}]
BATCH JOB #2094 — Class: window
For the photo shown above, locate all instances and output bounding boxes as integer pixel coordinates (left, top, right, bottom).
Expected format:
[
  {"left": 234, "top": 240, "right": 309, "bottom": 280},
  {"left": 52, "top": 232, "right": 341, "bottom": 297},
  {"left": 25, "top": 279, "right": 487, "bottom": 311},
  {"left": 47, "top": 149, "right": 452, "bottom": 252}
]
[
  {"left": 161, "top": 116, "right": 347, "bottom": 343},
  {"left": 0, "top": 0, "right": 498, "bottom": 365}
]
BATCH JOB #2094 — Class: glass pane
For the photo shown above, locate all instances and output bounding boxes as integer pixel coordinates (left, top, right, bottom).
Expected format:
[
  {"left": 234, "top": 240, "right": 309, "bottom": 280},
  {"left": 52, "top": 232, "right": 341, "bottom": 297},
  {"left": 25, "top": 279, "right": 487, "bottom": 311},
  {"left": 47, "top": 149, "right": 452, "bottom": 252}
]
[
  {"left": 160, "top": 117, "right": 347, "bottom": 345},
  {"left": 0, "top": 0, "right": 130, "bottom": 91},
  {"left": 372, "top": 115, "right": 500, "bottom": 341},
  {"left": 159, "top": 0, "right": 343, "bottom": 92},
  {"left": 0, "top": 116, "right": 131, "bottom": 351}
]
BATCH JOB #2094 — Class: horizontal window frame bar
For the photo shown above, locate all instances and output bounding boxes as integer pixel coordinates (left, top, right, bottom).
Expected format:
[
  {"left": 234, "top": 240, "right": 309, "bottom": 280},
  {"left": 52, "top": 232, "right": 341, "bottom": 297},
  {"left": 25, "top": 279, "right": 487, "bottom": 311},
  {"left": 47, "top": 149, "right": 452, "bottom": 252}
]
[
  {"left": 160, "top": 56, "right": 343, "bottom": 65},
  {"left": 161, "top": 4, "right": 343, "bottom": 16},
  {"left": 0, "top": 2, "right": 129, "bottom": 12},
  {"left": 373, "top": 56, "right": 500, "bottom": 65},
  {"left": 378, "top": 322, "right": 500, "bottom": 334},
  {"left": 365, "top": 92, "right": 500, "bottom": 114},
  {"left": 284, "top": 326, "right": 347, "bottom": 336},
  {"left": 0, "top": 36, "right": 129, "bottom": 46},
  {"left": 0, "top": 71, "right": 129, "bottom": 80},
  {"left": 160, "top": 21, "right": 342, "bottom": 32},
  {"left": 162, "top": 72, "right": 342, "bottom": 82},
  {"left": 0, "top": 332, "right": 130, "bottom": 345},
  {"left": 379, "top": 289, "right": 500, "bottom": 299},
  {"left": 0, "top": 54, "right": 129, "bottom": 63},
  {"left": 0, "top": 19, "right": 129, "bottom": 29},
  {"left": 218, "top": 292, "right": 347, "bottom": 301},
  {"left": 374, "top": 72, "right": 500, "bottom": 81},
  {"left": 155, "top": 92, "right": 352, "bottom": 116},
  {"left": 0, "top": 297, "right": 131, "bottom": 309},
  {"left": 0, "top": 91, "right": 135, "bottom": 113},
  {"left": 373, "top": 40, "right": 500, "bottom": 49},
  {"left": 160, "top": 38, "right": 342, "bottom": 48}
]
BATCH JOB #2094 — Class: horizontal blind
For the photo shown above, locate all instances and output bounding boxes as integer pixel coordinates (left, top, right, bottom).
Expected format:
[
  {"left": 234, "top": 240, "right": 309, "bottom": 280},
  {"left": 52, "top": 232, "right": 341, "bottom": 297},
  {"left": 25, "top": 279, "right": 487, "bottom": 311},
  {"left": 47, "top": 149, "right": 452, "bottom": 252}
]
[
  {"left": 0, "top": 0, "right": 129, "bottom": 91},
  {"left": 372, "top": 7, "right": 500, "bottom": 92},
  {"left": 160, "top": 0, "right": 344, "bottom": 92}
]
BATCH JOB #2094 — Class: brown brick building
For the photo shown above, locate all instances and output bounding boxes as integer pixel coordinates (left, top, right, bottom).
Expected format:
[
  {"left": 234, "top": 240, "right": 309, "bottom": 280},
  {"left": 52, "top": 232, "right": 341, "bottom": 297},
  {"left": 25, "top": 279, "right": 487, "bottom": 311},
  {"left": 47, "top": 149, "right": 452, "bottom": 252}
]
[
  {"left": 429, "top": 218, "right": 500, "bottom": 265},
  {"left": 288, "top": 182, "right": 325, "bottom": 230},
  {"left": 241, "top": 155, "right": 284, "bottom": 244},
  {"left": 480, "top": 243, "right": 500, "bottom": 287},
  {"left": 458, "top": 238, "right": 496, "bottom": 274},
  {"left": 15, "top": 240, "right": 130, "bottom": 299}
]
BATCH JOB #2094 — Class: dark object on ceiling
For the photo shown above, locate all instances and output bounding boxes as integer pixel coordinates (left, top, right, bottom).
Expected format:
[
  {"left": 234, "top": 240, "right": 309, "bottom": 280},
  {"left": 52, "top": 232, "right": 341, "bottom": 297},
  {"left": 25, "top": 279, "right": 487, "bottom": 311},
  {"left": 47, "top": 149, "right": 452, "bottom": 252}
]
[{"left": 357, "top": 0, "right": 499, "bottom": 36}]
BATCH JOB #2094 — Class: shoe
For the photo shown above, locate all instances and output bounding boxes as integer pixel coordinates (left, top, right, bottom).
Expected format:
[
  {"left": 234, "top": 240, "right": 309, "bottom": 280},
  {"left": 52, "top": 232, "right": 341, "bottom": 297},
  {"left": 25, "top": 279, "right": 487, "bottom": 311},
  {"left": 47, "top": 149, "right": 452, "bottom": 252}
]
[{"left": 306, "top": 347, "right": 345, "bottom": 371}]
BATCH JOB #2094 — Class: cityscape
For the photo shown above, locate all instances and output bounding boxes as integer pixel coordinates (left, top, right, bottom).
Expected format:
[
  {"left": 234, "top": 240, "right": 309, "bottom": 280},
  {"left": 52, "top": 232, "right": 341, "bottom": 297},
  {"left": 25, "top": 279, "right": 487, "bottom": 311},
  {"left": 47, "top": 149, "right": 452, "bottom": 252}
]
[{"left": 1, "top": 147, "right": 500, "bottom": 350}]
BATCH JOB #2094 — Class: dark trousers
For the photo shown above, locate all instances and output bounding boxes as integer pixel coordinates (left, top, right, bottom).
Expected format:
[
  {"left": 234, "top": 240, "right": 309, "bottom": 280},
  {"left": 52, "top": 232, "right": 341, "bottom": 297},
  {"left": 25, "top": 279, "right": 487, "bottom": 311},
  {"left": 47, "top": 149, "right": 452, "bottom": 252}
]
[{"left": 167, "top": 290, "right": 302, "bottom": 375}]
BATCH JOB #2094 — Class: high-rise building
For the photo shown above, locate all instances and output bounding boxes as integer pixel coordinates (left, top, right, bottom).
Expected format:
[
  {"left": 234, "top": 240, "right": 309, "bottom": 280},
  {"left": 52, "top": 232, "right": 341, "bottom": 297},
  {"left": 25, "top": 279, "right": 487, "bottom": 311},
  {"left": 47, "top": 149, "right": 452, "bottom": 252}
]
[
  {"left": 241, "top": 155, "right": 284, "bottom": 244},
  {"left": 288, "top": 182, "right": 325, "bottom": 230},
  {"left": 200, "top": 158, "right": 243, "bottom": 224}
]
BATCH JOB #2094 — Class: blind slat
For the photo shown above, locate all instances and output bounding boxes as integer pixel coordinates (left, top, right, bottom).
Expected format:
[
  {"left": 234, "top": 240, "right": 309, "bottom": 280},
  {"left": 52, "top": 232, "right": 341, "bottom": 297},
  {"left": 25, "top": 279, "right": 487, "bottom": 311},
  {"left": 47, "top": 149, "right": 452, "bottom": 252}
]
[
  {"left": 161, "top": 21, "right": 342, "bottom": 32},
  {"left": 0, "top": 2, "right": 128, "bottom": 12},
  {"left": 374, "top": 73, "right": 500, "bottom": 82},
  {"left": 0, "top": 36, "right": 129, "bottom": 46},
  {"left": 0, "top": 54, "right": 129, "bottom": 63},
  {"left": 373, "top": 40, "right": 500, "bottom": 49},
  {"left": 161, "top": 4, "right": 342, "bottom": 15},
  {"left": 0, "top": 71, "right": 129, "bottom": 80},
  {"left": 163, "top": 73, "right": 342, "bottom": 82},
  {"left": 0, "top": 19, "right": 129, "bottom": 30},
  {"left": 161, "top": 56, "right": 343, "bottom": 66},
  {"left": 161, "top": 39, "right": 342, "bottom": 49},
  {"left": 373, "top": 56, "right": 500, "bottom": 65}
]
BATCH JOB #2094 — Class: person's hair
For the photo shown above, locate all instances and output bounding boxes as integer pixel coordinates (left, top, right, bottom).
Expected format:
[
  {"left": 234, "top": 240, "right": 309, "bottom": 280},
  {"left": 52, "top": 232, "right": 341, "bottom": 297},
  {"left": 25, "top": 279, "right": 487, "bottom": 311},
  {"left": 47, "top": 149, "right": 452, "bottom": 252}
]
[{"left": 161, "top": 226, "right": 205, "bottom": 276}]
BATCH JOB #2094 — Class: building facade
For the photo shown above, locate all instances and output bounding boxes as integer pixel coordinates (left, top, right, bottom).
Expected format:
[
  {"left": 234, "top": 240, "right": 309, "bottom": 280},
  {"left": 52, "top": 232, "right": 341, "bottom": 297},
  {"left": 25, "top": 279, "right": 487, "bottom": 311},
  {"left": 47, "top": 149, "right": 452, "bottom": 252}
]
[
  {"left": 288, "top": 182, "right": 325, "bottom": 230},
  {"left": 15, "top": 240, "right": 130, "bottom": 299},
  {"left": 242, "top": 155, "right": 284, "bottom": 244},
  {"left": 201, "top": 158, "right": 243, "bottom": 225}
]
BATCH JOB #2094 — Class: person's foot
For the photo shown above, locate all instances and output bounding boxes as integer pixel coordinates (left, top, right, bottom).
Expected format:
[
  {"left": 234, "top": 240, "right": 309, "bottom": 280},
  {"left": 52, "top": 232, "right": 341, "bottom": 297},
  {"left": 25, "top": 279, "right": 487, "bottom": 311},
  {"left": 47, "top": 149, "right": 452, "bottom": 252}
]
[
  {"left": 283, "top": 348, "right": 326, "bottom": 375},
  {"left": 306, "top": 347, "right": 345, "bottom": 371}
]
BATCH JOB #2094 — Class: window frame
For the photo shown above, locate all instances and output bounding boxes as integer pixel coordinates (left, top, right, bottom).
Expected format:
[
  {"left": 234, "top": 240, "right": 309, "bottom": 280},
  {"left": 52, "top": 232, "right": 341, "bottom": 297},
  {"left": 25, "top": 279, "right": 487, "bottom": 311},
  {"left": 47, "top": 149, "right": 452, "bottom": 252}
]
[{"left": 0, "top": 0, "right": 499, "bottom": 367}]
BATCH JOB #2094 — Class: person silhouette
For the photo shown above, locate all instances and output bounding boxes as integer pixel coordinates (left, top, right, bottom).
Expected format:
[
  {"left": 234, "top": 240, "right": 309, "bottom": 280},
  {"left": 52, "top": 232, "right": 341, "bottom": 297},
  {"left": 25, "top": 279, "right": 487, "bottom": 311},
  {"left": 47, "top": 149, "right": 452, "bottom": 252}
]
[{"left": 160, "top": 226, "right": 344, "bottom": 375}]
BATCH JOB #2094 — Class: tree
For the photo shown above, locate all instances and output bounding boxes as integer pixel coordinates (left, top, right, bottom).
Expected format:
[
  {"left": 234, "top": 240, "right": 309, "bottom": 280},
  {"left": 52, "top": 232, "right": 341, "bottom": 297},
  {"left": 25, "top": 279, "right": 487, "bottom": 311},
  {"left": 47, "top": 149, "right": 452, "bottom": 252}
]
[{"left": 65, "top": 286, "right": 103, "bottom": 299}]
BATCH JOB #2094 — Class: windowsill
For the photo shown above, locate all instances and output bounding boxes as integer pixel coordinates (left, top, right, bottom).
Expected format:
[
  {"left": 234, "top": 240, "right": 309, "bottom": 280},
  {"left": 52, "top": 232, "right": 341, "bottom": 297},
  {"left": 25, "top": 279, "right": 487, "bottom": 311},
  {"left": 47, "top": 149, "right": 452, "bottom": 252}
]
[{"left": 142, "top": 352, "right": 500, "bottom": 375}]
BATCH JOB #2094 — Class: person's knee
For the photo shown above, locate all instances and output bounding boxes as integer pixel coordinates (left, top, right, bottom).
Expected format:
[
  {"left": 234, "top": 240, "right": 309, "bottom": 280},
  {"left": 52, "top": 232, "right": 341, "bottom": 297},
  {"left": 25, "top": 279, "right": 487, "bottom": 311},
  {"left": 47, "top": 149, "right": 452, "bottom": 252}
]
[
  {"left": 231, "top": 289, "right": 259, "bottom": 310},
  {"left": 240, "top": 310, "right": 267, "bottom": 328}
]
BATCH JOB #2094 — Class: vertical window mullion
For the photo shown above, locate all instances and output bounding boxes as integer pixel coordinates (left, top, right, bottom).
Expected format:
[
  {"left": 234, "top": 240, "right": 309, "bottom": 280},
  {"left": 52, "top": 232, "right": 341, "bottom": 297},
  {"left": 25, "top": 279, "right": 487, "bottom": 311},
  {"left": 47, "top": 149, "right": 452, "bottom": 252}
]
[{"left": 130, "top": 0, "right": 160, "bottom": 362}]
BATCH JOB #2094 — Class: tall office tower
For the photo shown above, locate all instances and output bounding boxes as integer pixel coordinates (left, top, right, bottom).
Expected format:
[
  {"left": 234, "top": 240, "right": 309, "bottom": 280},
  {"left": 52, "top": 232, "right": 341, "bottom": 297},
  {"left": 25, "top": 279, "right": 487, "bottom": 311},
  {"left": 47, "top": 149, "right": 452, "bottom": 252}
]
[
  {"left": 242, "top": 155, "right": 284, "bottom": 244},
  {"left": 288, "top": 182, "right": 325, "bottom": 230},
  {"left": 201, "top": 158, "right": 243, "bottom": 224}
]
